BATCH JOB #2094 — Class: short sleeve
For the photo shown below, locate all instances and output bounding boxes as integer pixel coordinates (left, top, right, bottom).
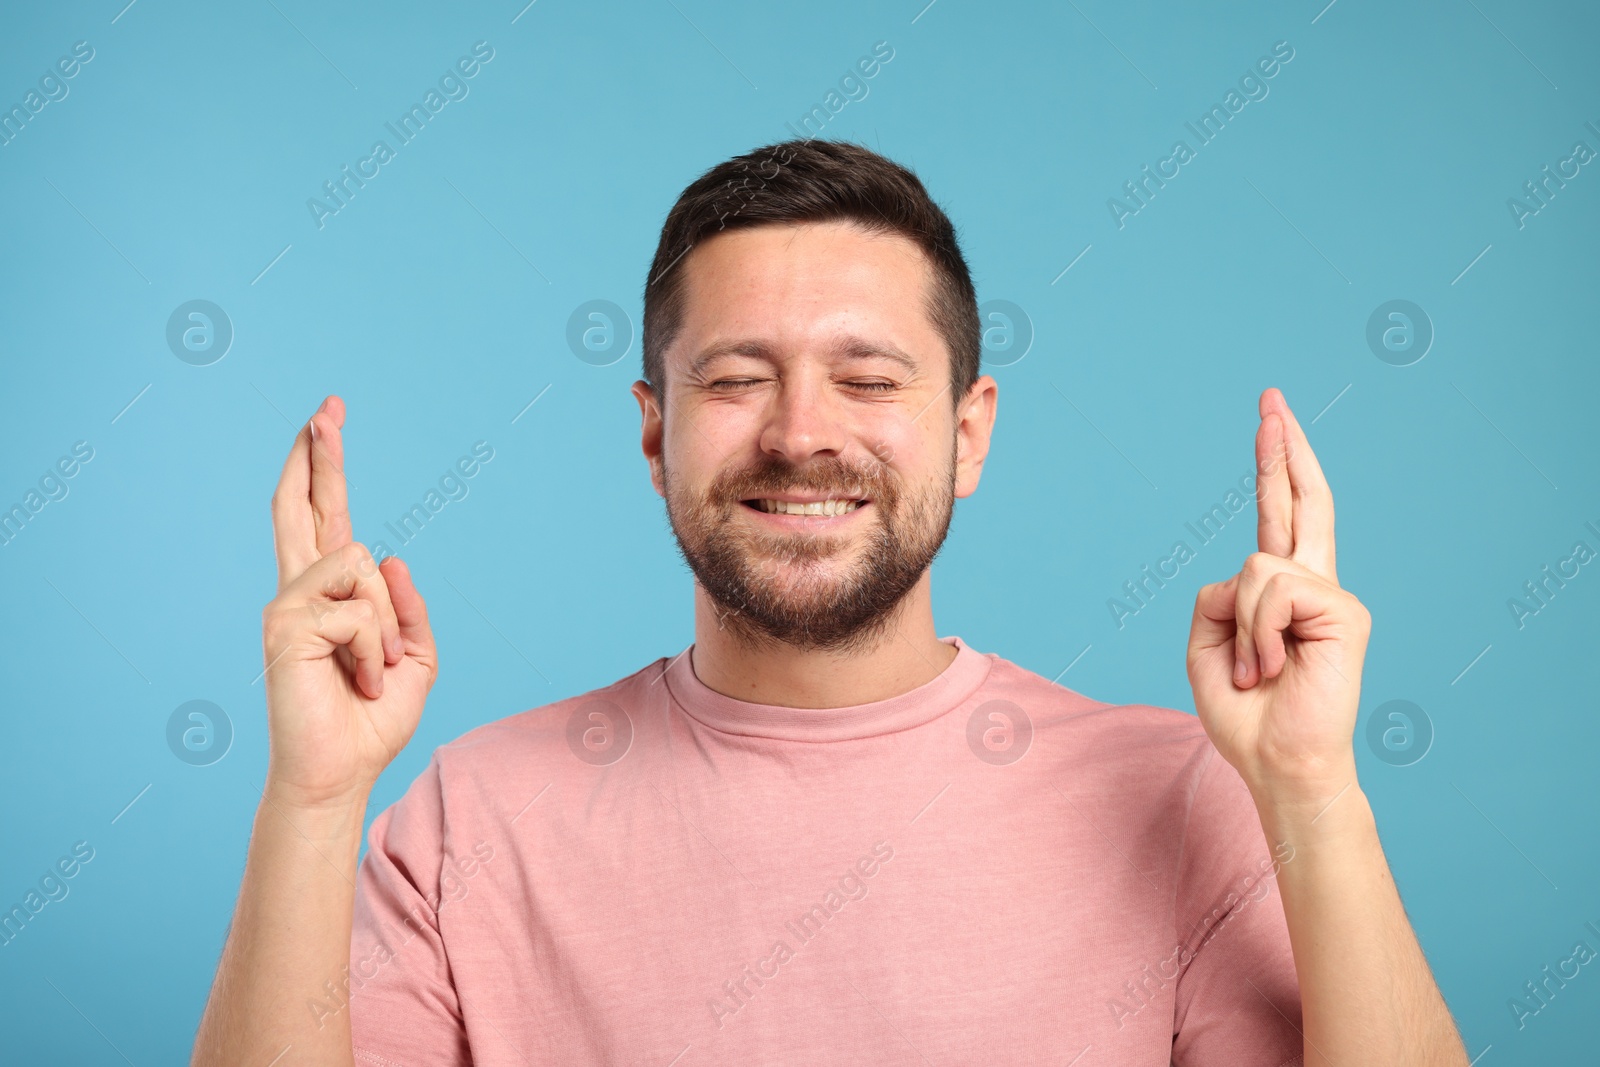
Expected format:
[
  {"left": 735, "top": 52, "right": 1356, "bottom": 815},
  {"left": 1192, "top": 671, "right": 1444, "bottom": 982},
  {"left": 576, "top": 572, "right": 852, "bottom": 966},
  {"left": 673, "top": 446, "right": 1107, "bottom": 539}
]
[
  {"left": 1170, "top": 745, "right": 1304, "bottom": 1067},
  {"left": 347, "top": 755, "right": 472, "bottom": 1066}
]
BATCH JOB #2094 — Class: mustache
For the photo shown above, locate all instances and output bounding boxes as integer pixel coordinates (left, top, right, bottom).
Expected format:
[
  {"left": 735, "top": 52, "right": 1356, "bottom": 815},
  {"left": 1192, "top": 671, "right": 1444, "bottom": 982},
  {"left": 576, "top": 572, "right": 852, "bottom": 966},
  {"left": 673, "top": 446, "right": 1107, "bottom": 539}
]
[{"left": 710, "top": 456, "right": 890, "bottom": 504}]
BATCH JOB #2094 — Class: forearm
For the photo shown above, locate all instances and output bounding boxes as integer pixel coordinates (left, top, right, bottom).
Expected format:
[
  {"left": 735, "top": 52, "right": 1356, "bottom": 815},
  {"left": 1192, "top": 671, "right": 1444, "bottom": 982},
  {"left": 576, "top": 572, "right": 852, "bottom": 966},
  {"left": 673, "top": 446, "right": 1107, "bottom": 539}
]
[
  {"left": 191, "top": 787, "right": 368, "bottom": 1066},
  {"left": 1251, "top": 770, "right": 1467, "bottom": 1067}
]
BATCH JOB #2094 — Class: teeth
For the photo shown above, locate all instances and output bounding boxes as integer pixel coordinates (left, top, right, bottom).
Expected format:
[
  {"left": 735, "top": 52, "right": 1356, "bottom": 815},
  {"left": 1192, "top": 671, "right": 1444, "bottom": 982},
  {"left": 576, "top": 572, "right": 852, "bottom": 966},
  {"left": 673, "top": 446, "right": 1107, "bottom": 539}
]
[{"left": 757, "top": 498, "right": 861, "bottom": 516}]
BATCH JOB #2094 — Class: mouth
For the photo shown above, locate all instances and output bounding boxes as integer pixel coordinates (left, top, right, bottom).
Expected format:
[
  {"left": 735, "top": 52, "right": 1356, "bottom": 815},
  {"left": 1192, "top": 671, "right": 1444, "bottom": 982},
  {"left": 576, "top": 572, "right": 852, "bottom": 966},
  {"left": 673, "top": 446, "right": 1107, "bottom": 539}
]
[{"left": 738, "top": 494, "right": 871, "bottom": 520}]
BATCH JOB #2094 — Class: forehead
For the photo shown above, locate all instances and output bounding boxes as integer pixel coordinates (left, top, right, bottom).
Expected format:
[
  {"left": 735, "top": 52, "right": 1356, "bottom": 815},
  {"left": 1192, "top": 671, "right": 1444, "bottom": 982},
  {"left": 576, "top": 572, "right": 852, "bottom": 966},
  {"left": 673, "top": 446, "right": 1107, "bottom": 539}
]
[{"left": 668, "top": 220, "right": 941, "bottom": 373}]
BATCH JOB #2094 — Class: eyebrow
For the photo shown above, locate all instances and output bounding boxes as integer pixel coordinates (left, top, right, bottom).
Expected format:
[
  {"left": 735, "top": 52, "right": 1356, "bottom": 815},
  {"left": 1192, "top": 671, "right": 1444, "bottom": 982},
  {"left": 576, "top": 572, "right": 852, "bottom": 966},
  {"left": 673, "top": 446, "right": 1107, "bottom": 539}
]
[{"left": 686, "top": 337, "right": 921, "bottom": 379}]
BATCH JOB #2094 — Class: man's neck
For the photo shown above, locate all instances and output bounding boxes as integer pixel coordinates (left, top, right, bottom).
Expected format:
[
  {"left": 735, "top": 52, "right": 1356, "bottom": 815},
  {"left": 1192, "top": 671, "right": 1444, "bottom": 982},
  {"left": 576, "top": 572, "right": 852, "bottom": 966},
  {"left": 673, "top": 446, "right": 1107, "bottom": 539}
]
[{"left": 688, "top": 574, "right": 957, "bottom": 709}]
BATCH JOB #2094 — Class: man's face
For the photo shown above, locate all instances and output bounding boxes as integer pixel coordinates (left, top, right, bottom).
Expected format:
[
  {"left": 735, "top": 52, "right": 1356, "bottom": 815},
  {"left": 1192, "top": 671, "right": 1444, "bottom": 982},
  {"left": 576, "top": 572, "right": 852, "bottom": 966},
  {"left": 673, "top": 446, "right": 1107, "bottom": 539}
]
[{"left": 632, "top": 220, "right": 994, "bottom": 654}]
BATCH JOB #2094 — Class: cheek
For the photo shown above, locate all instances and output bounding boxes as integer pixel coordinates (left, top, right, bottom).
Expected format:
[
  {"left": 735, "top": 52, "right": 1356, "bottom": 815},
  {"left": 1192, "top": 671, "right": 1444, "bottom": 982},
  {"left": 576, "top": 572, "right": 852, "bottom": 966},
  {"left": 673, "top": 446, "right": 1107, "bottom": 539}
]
[
  {"left": 863, "top": 415, "right": 933, "bottom": 474},
  {"left": 664, "top": 409, "right": 735, "bottom": 488},
  {"left": 690, "top": 404, "right": 758, "bottom": 454}
]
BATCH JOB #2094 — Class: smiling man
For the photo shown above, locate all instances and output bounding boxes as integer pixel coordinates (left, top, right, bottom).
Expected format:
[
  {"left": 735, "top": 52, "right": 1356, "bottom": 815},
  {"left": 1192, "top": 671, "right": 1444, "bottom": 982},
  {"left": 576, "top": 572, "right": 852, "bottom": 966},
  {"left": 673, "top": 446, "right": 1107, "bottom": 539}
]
[{"left": 193, "top": 140, "right": 1469, "bottom": 1066}]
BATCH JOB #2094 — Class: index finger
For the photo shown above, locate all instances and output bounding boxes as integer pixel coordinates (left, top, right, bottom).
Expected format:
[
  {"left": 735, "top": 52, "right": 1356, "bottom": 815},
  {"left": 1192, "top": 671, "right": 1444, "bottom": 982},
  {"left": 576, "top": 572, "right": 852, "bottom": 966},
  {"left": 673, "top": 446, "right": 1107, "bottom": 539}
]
[
  {"left": 270, "top": 400, "right": 323, "bottom": 592},
  {"left": 1255, "top": 409, "right": 1293, "bottom": 558},
  {"left": 1260, "top": 387, "right": 1337, "bottom": 580},
  {"left": 308, "top": 395, "right": 353, "bottom": 558}
]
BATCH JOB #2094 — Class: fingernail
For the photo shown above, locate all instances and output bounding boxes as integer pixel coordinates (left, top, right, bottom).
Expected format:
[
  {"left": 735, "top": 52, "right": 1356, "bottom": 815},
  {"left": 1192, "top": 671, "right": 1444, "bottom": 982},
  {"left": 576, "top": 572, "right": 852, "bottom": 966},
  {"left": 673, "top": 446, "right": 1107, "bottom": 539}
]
[
  {"left": 1234, "top": 658, "right": 1248, "bottom": 683},
  {"left": 309, "top": 417, "right": 318, "bottom": 441},
  {"left": 389, "top": 635, "right": 404, "bottom": 659}
]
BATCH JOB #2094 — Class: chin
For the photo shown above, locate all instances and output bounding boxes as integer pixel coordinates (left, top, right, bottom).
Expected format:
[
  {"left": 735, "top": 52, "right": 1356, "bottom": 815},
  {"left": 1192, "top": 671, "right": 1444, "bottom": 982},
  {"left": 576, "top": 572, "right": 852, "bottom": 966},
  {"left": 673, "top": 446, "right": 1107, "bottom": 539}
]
[
  {"left": 749, "top": 546, "right": 861, "bottom": 581},
  {"left": 760, "top": 560, "right": 856, "bottom": 595}
]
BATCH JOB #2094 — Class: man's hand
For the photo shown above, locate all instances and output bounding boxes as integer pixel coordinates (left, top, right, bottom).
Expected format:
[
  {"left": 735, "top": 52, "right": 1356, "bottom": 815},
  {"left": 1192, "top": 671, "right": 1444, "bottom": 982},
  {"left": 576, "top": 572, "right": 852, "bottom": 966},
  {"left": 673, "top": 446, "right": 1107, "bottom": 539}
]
[
  {"left": 262, "top": 395, "right": 439, "bottom": 808},
  {"left": 1184, "top": 389, "right": 1468, "bottom": 1067},
  {"left": 193, "top": 395, "right": 440, "bottom": 1066},
  {"left": 1186, "top": 387, "right": 1371, "bottom": 802}
]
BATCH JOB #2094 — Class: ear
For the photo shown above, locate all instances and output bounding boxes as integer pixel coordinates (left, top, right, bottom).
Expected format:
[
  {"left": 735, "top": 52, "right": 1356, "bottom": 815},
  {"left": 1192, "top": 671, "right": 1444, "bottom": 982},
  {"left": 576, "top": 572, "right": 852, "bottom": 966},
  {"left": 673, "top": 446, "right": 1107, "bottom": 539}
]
[
  {"left": 631, "top": 380, "right": 666, "bottom": 497},
  {"left": 954, "top": 374, "right": 998, "bottom": 499}
]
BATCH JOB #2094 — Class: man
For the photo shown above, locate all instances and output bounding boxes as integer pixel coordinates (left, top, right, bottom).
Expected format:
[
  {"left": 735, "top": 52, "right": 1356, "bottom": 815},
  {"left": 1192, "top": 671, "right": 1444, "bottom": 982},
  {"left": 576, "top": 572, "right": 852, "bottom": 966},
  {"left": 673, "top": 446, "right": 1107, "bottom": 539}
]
[{"left": 193, "top": 140, "right": 1468, "bottom": 1065}]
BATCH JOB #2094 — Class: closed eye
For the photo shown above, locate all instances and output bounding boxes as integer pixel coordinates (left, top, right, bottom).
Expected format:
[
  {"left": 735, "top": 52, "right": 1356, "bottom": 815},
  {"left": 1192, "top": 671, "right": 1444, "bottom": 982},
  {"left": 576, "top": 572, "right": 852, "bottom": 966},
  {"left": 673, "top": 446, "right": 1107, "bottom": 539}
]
[{"left": 706, "top": 379, "right": 898, "bottom": 393}]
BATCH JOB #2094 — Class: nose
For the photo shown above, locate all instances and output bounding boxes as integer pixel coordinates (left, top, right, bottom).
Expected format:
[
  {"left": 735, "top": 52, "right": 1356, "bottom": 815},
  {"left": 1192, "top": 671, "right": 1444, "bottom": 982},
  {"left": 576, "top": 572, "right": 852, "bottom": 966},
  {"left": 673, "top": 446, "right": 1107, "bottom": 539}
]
[{"left": 756, "top": 368, "right": 849, "bottom": 466}]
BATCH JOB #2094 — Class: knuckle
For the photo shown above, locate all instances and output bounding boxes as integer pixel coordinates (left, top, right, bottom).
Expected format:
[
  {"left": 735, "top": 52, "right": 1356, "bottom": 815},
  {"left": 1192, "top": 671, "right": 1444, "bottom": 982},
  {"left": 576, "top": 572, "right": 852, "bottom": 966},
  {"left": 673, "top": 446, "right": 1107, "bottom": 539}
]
[
  {"left": 262, "top": 603, "right": 295, "bottom": 642},
  {"left": 1244, "top": 551, "right": 1272, "bottom": 575},
  {"left": 339, "top": 540, "right": 376, "bottom": 574}
]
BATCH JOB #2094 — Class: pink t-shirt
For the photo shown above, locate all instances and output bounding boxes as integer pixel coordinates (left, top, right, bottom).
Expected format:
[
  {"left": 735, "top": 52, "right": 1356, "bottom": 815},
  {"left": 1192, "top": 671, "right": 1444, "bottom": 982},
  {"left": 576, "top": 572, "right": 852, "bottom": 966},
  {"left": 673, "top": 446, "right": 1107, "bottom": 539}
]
[{"left": 343, "top": 636, "right": 1303, "bottom": 1066}]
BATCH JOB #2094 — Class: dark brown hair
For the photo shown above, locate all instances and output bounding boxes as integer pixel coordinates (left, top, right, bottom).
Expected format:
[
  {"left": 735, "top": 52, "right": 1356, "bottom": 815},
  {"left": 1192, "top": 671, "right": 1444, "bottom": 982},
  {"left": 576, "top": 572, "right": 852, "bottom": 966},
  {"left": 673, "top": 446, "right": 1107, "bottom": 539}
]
[{"left": 641, "top": 138, "right": 980, "bottom": 412}]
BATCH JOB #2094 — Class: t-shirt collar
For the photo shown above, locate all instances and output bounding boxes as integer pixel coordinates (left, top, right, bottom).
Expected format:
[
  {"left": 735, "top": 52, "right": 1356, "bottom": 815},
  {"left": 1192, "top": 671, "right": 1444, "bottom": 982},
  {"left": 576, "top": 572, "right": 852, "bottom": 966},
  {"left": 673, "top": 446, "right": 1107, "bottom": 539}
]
[{"left": 663, "top": 635, "right": 991, "bottom": 742}]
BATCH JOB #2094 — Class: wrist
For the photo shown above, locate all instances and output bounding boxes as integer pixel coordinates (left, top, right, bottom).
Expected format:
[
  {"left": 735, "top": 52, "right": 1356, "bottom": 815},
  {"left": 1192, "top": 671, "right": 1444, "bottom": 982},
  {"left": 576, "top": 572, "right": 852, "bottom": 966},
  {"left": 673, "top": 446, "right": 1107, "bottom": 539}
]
[
  {"left": 261, "top": 777, "right": 372, "bottom": 827},
  {"left": 1239, "top": 745, "right": 1360, "bottom": 807},
  {"left": 1248, "top": 767, "right": 1374, "bottom": 845}
]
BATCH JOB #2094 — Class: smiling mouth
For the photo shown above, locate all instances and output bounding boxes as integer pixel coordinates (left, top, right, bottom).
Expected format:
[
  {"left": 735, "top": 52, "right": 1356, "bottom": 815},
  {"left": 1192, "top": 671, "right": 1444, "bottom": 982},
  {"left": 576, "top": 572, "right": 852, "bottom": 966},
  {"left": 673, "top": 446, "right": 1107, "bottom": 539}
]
[{"left": 740, "top": 496, "right": 869, "bottom": 517}]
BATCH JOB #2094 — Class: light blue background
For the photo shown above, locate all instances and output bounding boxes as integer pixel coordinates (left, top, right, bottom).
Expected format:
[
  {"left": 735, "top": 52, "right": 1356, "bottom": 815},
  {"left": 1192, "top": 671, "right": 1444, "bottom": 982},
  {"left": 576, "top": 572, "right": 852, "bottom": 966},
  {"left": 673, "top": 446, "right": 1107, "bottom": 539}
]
[{"left": 2, "top": 0, "right": 1596, "bottom": 1062}]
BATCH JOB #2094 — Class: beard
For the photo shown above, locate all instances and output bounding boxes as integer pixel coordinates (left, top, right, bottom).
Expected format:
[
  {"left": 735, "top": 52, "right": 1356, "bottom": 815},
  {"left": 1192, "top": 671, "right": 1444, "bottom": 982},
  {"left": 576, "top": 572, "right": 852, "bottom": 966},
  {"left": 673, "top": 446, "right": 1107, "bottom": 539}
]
[{"left": 662, "top": 438, "right": 957, "bottom": 655}]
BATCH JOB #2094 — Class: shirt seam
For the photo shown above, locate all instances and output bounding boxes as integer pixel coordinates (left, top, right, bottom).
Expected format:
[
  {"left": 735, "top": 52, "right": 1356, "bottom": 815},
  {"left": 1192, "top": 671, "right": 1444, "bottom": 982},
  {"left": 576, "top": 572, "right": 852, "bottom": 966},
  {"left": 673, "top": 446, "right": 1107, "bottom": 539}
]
[
  {"left": 353, "top": 1045, "right": 410, "bottom": 1067},
  {"left": 663, "top": 650, "right": 997, "bottom": 744},
  {"left": 421, "top": 755, "right": 468, "bottom": 1046},
  {"left": 1170, "top": 741, "right": 1217, "bottom": 962}
]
